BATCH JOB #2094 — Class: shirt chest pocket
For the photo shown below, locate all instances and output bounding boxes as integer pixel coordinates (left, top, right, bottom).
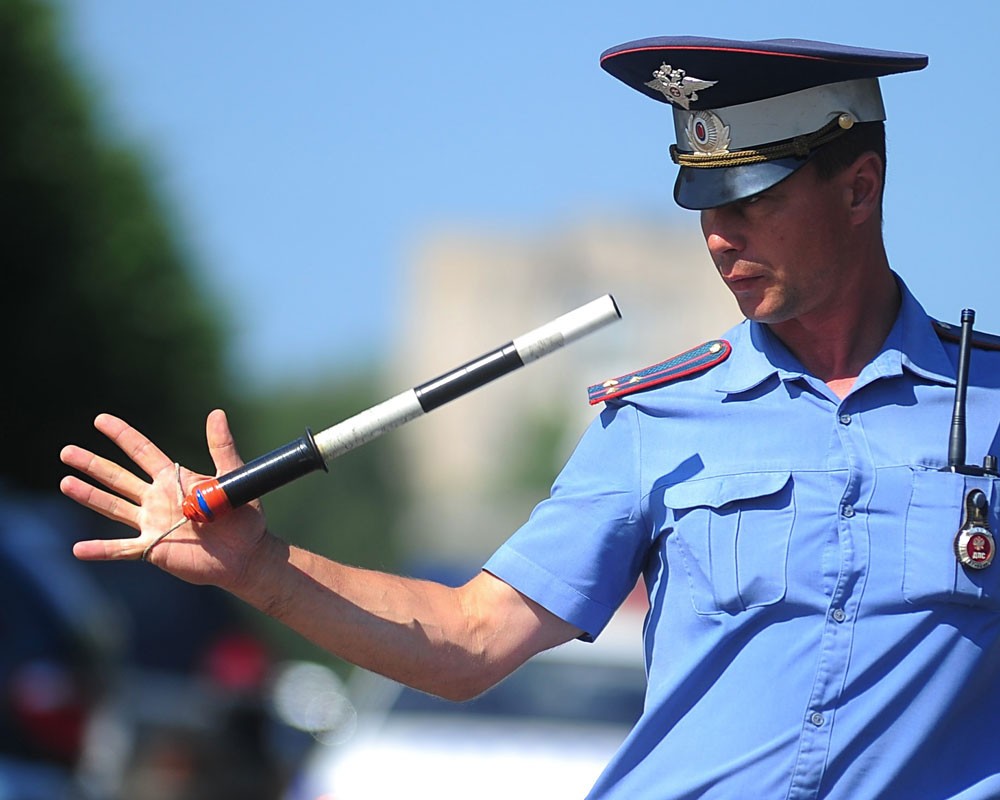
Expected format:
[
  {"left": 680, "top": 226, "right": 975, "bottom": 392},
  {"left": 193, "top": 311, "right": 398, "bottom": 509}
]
[
  {"left": 903, "top": 470, "right": 1000, "bottom": 609},
  {"left": 661, "top": 471, "right": 795, "bottom": 616}
]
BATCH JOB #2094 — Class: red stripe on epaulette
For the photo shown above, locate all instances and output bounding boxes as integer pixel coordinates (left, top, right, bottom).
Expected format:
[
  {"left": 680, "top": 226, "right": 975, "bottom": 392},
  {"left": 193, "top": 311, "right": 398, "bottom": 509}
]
[
  {"left": 932, "top": 319, "right": 1000, "bottom": 352},
  {"left": 588, "top": 339, "right": 732, "bottom": 405}
]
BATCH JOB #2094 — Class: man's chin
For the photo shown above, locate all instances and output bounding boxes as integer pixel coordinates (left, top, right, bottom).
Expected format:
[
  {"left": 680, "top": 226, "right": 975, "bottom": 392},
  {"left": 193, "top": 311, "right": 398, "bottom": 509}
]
[{"left": 738, "top": 303, "right": 796, "bottom": 326}]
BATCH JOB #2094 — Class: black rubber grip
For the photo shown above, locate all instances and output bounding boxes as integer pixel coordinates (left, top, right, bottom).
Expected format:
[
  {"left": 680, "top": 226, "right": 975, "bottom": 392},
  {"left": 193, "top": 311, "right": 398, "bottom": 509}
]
[{"left": 217, "top": 429, "right": 327, "bottom": 509}]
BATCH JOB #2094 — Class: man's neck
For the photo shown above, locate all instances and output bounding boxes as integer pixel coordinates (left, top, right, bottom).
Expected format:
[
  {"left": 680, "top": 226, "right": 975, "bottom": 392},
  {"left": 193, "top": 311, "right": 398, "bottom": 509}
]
[{"left": 768, "top": 263, "right": 900, "bottom": 398}]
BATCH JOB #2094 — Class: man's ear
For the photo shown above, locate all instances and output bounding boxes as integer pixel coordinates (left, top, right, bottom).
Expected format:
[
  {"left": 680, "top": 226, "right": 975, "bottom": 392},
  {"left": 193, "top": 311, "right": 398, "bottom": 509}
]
[{"left": 845, "top": 151, "right": 884, "bottom": 224}]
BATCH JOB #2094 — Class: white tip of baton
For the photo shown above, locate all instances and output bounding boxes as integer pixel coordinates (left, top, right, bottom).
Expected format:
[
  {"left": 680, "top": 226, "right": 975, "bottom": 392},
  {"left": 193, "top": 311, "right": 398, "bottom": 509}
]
[{"left": 513, "top": 294, "right": 622, "bottom": 364}]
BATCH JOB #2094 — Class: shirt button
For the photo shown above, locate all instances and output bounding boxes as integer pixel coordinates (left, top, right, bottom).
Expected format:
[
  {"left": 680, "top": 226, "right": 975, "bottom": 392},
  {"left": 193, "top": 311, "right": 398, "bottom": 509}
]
[
  {"left": 810, "top": 712, "right": 825, "bottom": 727},
  {"left": 838, "top": 413, "right": 852, "bottom": 425},
  {"left": 842, "top": 504, "right": 856, "bottom": 518},
  {"left": 832, "top": 608, "right": 847, "bottom": 623}
]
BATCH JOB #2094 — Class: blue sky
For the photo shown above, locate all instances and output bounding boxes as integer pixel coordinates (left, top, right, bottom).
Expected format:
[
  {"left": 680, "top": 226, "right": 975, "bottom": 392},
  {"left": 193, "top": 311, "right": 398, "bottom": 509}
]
[{"left": 61, "top": 1, "right": 1000, "bottom": 387}]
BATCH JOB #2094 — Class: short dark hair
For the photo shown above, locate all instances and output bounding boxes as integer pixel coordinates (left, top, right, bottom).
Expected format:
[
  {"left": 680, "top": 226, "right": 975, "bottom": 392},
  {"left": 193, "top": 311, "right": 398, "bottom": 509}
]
[
  {"left": 809, "top": 121, "right": 886, "bottom": 214},
  {"left": 811, "top": 120, "right": 886, "bottom": 183}
]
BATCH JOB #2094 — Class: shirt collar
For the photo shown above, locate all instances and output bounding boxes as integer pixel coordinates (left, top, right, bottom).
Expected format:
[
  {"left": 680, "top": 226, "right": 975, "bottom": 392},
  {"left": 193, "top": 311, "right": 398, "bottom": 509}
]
[
  {"left": 892, "top": 279, "right": 955, "bottom": 386},
  {"left": 716, "top": 275, "right": 955, "bottom": 396},
  {"left": 716, "top": 319, "right": 802, "bottom": 395}
]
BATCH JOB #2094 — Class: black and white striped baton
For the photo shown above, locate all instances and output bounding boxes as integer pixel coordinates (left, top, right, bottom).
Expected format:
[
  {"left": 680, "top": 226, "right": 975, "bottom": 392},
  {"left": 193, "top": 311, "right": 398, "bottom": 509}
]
[{"left": 181, "top": 295, "right": 621, "bottom": 523}]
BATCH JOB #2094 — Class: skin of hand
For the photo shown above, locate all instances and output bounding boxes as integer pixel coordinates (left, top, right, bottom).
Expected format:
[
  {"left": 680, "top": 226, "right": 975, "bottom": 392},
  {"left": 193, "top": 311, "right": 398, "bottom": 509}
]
[{"left": 60, "top": 409, "right": 267, "bottom": 593}]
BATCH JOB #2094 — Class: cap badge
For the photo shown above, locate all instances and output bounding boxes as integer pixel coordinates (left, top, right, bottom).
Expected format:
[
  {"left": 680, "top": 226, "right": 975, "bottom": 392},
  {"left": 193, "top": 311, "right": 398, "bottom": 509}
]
[
  {"left": 644, "top": 64, "right": 717, "bottom": 110},
  {"left": 685, "top": 110, "right": 731, "bottom": 154}
]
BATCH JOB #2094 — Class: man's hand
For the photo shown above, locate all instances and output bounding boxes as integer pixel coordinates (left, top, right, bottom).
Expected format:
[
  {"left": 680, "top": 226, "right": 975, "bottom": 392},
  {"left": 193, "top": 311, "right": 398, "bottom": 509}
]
[{"left": 60, "top": 409, "right": 268, "bottom": 590}]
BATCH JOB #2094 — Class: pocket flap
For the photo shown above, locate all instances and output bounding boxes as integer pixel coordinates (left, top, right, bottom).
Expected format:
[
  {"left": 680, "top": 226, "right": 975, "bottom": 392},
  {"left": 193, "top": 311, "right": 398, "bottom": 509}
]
[{"left": 661, "top": 470, "right": 792, "bottom": 511}]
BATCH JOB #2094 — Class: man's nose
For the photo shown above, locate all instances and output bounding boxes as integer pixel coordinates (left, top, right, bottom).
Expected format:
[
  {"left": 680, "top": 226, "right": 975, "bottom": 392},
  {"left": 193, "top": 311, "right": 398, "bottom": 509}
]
[{"left": 700, "top": 208, "right": 746, "bottom": 260}]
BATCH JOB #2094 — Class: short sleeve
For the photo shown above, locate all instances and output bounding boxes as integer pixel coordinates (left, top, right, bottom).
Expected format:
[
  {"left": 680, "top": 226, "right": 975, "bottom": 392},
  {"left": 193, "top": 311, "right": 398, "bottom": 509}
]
[{"left": 483, "top": 402, "right": 649, "bottom": 638}]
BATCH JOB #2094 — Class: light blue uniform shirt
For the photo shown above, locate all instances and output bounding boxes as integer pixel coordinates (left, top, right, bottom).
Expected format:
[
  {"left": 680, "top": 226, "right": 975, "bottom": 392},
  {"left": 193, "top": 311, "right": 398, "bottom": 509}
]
[{"left": 485, "top": 280, "right": 1000, "bottom": 799}]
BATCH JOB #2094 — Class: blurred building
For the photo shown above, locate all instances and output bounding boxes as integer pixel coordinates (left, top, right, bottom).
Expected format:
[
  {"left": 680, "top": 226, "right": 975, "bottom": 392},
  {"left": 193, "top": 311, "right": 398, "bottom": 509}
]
[{"left": 390, "top": 217, "right": 741, "bottom": 567}]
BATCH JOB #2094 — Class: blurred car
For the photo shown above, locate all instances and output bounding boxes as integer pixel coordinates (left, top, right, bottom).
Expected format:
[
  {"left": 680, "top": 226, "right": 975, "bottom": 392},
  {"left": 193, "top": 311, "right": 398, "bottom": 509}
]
[
  {"left": 78, "top": 541, "right": 313, "bottom": 800},
  {"left": 0, "top": 488, "right": 122, "bottom": 800},
  {"left": 284, "top": 606, "right": 647, "bottom": 800},
  {"left": 0, "top": 487, "right": 313, "bottom": 800},
  {"left": 105, "top": 631, "right": 294, "bottom": 800}
]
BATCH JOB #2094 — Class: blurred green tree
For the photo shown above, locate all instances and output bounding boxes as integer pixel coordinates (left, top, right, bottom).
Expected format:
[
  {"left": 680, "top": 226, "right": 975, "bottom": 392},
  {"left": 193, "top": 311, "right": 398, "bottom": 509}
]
[
  {"left": 0, "top": 0, "right": 406, "bottom": 669},
  {"left": 0, "top": 0, "right": 233, "bottom": 491}
]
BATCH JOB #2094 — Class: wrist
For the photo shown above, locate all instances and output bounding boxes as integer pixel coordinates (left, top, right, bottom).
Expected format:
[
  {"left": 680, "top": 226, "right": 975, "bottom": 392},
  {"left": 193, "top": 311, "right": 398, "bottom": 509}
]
[{"left": 228, "top": 530, "right": 292, "bottom": 616}]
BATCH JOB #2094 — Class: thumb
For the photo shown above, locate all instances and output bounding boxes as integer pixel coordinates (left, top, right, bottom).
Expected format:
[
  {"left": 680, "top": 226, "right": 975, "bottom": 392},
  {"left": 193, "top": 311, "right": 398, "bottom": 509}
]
[{"left": 206, "top": 408, "right": 245, "bottom": 475}]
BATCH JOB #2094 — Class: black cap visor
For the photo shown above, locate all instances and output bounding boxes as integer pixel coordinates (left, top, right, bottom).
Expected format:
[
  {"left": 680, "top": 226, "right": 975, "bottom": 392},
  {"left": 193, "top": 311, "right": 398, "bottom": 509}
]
[{"left": 673, "top": 154, "right": 815, "bottom": 210}]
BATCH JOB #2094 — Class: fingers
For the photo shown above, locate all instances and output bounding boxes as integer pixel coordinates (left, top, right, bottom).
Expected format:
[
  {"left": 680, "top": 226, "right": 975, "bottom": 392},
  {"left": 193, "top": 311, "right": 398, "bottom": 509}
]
[
  {"left": 59, "top": 474, "right": 141, "bottom": 530},
  {"left": 206, "top": 408, "right": 245, "bottom": 475},
  {"left": 59, "top": 444, "right": 147, "bottom": 503},
  {"left": 94, "top": 413, "right": 174, "bottom": 479},
  {"left": 59, "top": 434, "right": 149, "bottom": 530},
  {"left": 73, "top": 536, "right": 147, "bottom": 562},
  {"left": 61, "top": 413, "right": 212, "bottom": 564}
]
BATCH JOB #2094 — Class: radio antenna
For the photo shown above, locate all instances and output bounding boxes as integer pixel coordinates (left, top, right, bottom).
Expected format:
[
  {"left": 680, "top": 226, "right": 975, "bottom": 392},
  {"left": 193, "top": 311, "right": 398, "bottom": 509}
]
[{"left": 946, "top": 308, "right": 975, "bottom": 471}]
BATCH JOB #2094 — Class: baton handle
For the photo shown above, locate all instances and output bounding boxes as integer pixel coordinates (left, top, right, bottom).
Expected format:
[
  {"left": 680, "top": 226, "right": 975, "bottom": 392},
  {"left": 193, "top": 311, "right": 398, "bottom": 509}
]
[{"left": 182, "top": 430, "right": 326, "bottom": 522}]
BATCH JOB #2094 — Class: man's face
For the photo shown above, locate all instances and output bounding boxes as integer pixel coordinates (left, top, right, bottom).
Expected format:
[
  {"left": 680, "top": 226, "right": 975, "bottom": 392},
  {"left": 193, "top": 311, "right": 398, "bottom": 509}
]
[{"left": 699, "top": 163, "right": 853, "bottom": 325}]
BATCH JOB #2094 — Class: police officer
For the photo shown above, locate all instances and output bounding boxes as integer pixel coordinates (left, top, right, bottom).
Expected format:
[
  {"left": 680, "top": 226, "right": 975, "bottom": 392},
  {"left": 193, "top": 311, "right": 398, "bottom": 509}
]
[{"left": 62, "top": 37, "right": 1000, "bottom": 799}]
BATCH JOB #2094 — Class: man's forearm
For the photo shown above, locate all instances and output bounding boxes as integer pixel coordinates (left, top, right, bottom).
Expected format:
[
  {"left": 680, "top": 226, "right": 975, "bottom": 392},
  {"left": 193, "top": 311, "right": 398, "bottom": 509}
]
[{"left": 229, "top": 534, "right": 558, "bottom": 700}]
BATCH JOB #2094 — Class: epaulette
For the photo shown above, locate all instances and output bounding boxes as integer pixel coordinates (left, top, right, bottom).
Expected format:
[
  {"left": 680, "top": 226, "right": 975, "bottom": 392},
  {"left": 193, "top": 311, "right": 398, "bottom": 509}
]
[
  {"left": 588, "top": 339, "right": 732, "bottom": 405},
  {"left": 932, "top": 319, "right": 1000, "bottom": 352}
]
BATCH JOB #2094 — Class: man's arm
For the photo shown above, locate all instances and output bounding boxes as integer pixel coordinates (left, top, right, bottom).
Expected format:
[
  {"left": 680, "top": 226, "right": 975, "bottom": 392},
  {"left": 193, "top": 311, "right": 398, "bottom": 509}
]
[
  {"left": 241, "top": 548, "right": 580, "bottom": 699},
  {"left": 60, "top": 409, "right": 581, "bottom": 700}
]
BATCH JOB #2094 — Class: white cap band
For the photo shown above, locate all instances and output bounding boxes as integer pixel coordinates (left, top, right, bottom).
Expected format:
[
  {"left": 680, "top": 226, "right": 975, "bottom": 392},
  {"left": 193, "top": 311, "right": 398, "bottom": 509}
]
[{"left": 671, "top": 77, "right": 886, "bottom": 155}]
